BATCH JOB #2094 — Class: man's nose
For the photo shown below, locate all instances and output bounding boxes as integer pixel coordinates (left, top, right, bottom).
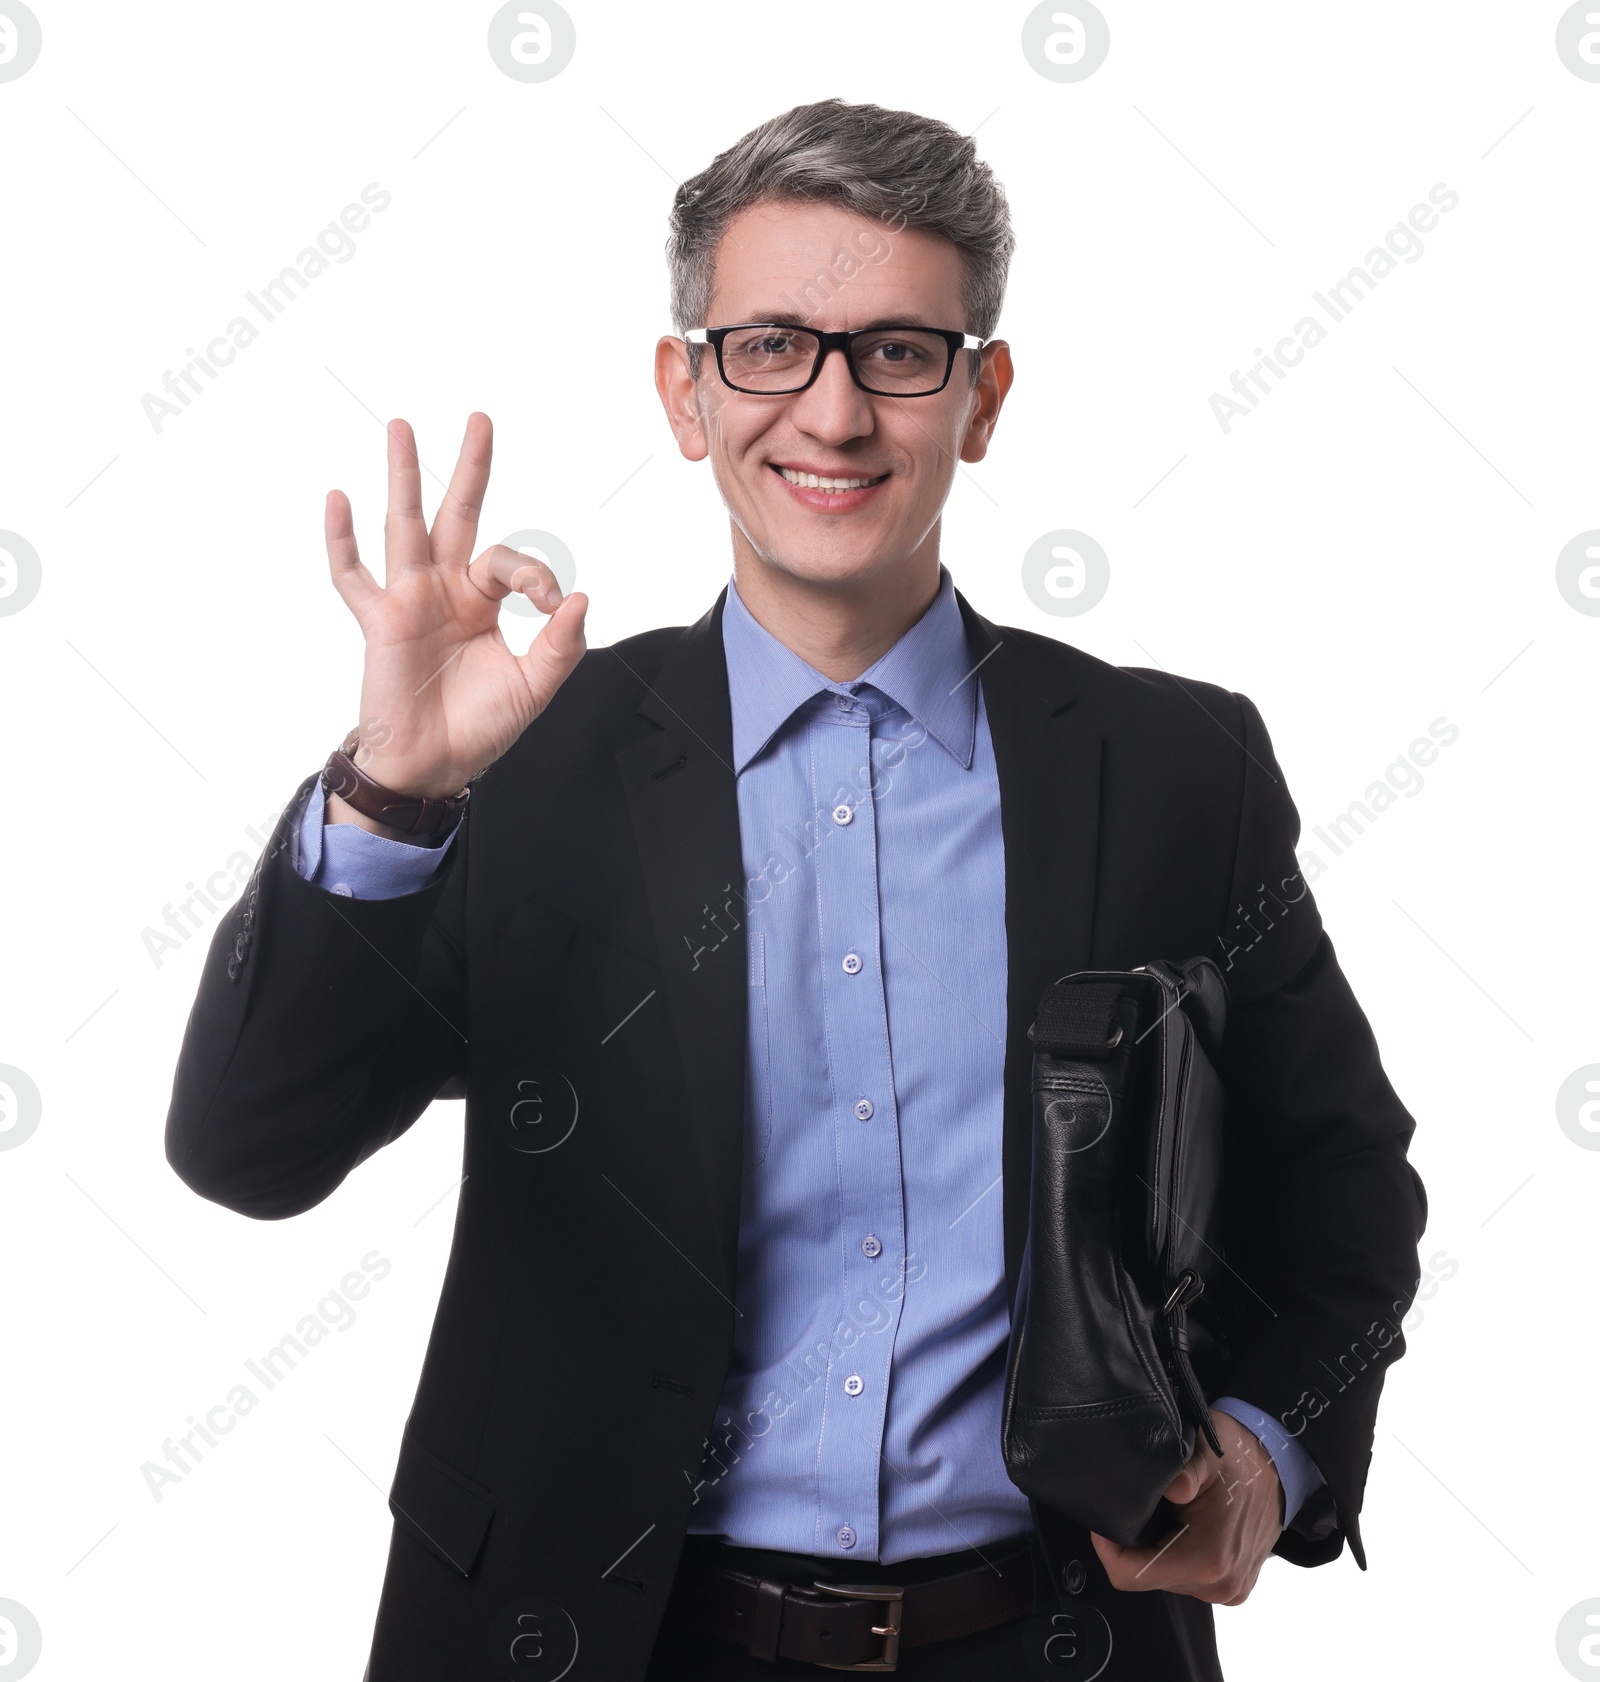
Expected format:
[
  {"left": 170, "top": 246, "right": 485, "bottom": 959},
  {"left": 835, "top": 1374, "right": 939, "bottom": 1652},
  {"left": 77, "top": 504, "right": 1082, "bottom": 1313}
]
[{"left": 787, "top": 343, "right": 875, "bottom": 441}]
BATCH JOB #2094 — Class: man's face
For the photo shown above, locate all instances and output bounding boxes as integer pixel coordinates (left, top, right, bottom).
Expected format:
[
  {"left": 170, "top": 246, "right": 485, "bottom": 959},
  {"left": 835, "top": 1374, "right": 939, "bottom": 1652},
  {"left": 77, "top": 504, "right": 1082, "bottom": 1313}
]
[{"left": 656, "top": 199, "right": 1012, "bottom": 592}]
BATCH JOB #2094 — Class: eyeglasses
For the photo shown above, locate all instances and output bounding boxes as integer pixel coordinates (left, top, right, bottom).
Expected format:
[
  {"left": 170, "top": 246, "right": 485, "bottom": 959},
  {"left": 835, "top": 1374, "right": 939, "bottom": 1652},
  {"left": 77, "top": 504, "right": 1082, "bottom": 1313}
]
[{"left": 685, "top": 323, "right": 986, "bottom": 397}]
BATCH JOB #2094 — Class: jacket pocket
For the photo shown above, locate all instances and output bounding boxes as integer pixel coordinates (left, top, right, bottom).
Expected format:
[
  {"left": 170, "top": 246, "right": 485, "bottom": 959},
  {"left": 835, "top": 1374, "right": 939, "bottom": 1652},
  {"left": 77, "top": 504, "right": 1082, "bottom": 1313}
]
[
  {"left": 748, "top": 932, "right": 772, "bottom": 1164},
  {"left": 388, "top": 1427, "right": 496, "bottom": 1577}
]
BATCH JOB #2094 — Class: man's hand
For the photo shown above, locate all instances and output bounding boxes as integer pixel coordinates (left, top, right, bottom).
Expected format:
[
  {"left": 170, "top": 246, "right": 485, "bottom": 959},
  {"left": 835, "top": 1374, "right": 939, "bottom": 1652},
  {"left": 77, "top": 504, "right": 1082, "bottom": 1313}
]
[
  {"left": 325, "top": 411, "right": 589, "bottom": 800},
  {"left": 1089, "top": 1410, "right": 1284, "bottom": 1605}
]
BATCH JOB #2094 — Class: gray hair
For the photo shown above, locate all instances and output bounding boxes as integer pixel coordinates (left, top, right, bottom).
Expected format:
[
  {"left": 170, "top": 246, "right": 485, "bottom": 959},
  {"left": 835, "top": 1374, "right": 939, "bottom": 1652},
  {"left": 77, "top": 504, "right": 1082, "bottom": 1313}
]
[{"left": 668, "top": 99, "right": 1013, "bottom": 373}]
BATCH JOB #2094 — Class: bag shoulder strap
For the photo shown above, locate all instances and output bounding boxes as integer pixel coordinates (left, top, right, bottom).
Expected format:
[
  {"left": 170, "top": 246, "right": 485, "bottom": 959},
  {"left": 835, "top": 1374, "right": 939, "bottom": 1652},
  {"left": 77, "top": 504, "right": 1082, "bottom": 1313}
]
[{"left": 1028, "top": 979, "right": 1125, "bottom": 1057}]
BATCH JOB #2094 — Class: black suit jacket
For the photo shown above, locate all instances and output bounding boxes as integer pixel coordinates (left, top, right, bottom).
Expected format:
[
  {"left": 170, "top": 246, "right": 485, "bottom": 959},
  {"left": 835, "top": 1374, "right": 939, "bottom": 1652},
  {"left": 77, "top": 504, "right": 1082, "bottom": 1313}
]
[{"left": 167, "top": 589, "right": 1426, "bottom": 1681}]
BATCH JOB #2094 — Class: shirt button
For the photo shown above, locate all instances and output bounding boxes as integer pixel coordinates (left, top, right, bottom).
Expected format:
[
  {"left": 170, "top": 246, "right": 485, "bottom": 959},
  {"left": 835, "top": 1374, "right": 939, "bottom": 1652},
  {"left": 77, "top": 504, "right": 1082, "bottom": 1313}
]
[
  {"left": 861, "top": 1234, "right": 882, "bottom": 1258},
  {"left": 831, "top": 803, "right": 854, "bottom": 826},
  {"left": 836, "top": 1524, "right": 857, "bottom": 1549},
  {"left": 833, "top": 694, "right": 854, "bottom": 712},
  {"left": 841, "top": 952, "right": 863, "bottom": 975},
  {"left": 843, "top": 1374, "right": 865, "bottom": 1397},
  {"left": 853, "top": 1098, "right": 875, "bottom": 1121},
  {"left": 330, "top": 882, "right": 353, "bottom": 897}
]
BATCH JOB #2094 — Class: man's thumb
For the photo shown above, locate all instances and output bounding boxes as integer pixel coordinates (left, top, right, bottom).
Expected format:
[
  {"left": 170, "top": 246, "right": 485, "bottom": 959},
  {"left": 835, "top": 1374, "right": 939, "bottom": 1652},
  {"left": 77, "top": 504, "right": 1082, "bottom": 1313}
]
[
  {"left": 1163, "top": 1447, "right": 1210, "bottom": 1506},
  {"left": 1164, "top": 1469, "right": 1196, "bottom": 1505}
]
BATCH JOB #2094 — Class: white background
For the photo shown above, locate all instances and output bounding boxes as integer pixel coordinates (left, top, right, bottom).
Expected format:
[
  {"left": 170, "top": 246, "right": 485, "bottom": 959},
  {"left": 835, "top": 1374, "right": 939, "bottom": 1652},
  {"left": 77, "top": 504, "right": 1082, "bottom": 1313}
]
[{"left": 2, "top": 2, "right": 1596, "bottom": 1678}]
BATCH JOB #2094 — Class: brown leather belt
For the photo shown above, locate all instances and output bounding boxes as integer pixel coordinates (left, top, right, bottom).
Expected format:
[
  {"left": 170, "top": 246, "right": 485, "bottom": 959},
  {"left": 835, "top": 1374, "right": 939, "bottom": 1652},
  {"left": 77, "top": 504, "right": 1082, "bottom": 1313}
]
[{"left": 663, "top": 1535, "right": 1040, "bottom": 1671}]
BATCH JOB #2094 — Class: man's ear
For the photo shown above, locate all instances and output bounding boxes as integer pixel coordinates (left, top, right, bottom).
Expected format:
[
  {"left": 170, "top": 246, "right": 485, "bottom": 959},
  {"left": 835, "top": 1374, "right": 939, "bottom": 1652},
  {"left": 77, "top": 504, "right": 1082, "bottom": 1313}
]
[
  {"left": 655, "top": 335, "right": 710, "bottom": 462},
  {"left": 959, "top": 340, "right": 1014, "bottom": 465}
]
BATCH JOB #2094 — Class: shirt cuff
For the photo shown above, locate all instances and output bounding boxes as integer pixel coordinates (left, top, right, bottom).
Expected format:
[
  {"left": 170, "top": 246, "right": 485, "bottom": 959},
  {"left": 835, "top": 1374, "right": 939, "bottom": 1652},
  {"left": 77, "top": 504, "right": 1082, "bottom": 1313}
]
[
  {"left": 1211, "top": 1396, "right": 1325, "bottom": 1529},
  {"left": 293, "top": 774, "right": 460, "bottom": 900}
]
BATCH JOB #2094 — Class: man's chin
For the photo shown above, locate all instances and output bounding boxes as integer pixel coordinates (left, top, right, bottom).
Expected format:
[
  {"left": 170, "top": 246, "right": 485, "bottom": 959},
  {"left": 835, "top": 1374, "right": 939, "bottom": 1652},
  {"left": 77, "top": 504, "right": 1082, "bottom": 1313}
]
[{"left": 745, "top": 541, "right": 908, "bottom": 591}]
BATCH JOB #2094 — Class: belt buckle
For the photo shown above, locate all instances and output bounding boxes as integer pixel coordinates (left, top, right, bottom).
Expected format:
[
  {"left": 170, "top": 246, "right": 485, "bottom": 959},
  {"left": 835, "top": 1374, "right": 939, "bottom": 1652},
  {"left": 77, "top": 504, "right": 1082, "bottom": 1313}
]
[{"left": 809, "top": 1580, "right": 904, "bottom": 1672}]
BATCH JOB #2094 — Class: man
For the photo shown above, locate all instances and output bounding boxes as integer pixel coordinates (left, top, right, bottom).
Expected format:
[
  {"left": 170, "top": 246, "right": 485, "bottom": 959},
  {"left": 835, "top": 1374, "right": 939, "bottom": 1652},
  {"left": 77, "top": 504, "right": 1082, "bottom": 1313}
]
[{"left": 167, "top": 100, "right": 1426, "bottom": 1680}]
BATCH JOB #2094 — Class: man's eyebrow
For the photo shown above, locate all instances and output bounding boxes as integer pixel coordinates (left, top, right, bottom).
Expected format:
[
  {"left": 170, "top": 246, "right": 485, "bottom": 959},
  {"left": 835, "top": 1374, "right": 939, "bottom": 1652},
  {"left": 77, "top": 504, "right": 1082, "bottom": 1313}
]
[
  {"left": 854, "top": 316, "right": 940, "bottom": 331},
  {"left": 729, "top": 314, "right": 944, "bottom": 331}
]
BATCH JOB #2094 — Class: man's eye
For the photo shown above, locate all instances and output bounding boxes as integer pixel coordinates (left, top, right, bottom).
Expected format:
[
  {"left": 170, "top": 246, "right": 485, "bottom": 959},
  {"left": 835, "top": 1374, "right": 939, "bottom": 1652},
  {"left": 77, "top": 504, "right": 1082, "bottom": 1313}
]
[
  {"left": 735, "top": 332, "right": 801, "bottom": 357},
  {"left": 865, "top": 340, "right": 924, "bottom": 364}
]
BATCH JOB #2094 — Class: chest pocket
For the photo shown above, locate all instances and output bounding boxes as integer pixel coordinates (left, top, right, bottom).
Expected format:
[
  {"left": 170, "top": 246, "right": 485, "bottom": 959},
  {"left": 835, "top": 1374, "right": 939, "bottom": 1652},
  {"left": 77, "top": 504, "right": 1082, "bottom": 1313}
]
[{"left": 747, "top": 930, "right": 773, "bottom": 1165}]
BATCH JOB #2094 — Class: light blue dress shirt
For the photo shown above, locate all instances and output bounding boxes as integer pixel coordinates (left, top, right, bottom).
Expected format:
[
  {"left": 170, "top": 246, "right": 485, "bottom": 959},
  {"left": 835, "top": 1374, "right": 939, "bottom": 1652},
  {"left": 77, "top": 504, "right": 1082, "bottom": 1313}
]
[
  {"left": 293, "top": 569, "right": 1322, "bottom": 1557},
  {"left": 691, "top": 568, "right": 1020, "bottom": 1561}
]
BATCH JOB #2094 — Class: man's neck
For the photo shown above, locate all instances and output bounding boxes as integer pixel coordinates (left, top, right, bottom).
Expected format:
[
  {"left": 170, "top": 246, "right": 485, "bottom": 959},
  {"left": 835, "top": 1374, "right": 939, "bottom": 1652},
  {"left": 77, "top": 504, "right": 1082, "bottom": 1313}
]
[{"left": 730, "top": 548, "right": 943, "bottom": 683}]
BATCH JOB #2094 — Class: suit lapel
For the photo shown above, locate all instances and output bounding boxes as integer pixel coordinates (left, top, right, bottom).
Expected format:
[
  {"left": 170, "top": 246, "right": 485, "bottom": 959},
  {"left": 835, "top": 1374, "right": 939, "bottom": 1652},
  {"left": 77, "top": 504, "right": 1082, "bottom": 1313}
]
[
  {"left": 615, "top": 592, "right": 748, "bottom": 1302},
  {"left": 957, "top": 594, "right": 1104, "bottom": 1313}
]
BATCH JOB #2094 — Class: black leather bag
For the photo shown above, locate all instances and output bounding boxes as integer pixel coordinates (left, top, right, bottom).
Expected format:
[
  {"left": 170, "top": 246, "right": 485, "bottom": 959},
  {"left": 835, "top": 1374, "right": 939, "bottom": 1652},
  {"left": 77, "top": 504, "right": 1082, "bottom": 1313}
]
[{"left": 1000, "top": 956, "right": 1233, "bottom": 1546}]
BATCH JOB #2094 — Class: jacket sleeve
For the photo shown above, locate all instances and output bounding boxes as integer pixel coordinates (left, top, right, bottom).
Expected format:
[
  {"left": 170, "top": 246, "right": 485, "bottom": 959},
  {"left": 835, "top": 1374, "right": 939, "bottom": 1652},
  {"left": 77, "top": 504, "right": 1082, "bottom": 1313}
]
[
  {"left": 164, "top": 773, "right": 470, "bottom": 1221},
  {"left": 1212, "top": 694, "right": 1428, "bottom": 1570}
]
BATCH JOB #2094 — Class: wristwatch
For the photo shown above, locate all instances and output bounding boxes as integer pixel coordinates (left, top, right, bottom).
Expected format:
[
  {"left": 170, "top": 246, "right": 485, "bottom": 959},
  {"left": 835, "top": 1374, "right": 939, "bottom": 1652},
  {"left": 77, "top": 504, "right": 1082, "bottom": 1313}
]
[{"left": 320, "top": 729, "right": 470, "bottom": 843}]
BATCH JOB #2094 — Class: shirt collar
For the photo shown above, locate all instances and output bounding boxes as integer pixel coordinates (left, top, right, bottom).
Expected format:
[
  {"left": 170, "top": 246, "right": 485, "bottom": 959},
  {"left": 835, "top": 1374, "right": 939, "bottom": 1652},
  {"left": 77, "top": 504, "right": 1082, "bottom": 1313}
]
[{"left": 721, "top": 566, "right": 978, "bottom": 774}]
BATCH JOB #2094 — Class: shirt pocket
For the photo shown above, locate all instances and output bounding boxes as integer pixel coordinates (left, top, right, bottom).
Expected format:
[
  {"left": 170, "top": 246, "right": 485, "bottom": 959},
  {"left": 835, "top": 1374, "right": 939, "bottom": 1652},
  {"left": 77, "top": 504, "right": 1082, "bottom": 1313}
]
[{"left": 747, "top": 930, "right": 773, "bottom": 1166}]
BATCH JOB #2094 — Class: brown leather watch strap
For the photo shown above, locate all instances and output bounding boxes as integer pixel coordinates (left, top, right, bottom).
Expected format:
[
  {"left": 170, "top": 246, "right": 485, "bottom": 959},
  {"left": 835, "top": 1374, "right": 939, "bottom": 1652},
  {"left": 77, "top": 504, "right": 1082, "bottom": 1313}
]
[{"left": 320, "top": 729, "right": 470, "bottom": 842}]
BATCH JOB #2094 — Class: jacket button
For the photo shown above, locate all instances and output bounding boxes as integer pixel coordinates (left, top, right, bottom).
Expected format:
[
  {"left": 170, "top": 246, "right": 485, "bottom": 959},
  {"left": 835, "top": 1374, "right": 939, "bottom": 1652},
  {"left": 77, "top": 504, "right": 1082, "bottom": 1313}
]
[
  {"left": 1062, "top": 1559, "right": 1087, "bottom": 1595},
  {"left": 226, "top": 955, "right": 240, "bottom": 982}
]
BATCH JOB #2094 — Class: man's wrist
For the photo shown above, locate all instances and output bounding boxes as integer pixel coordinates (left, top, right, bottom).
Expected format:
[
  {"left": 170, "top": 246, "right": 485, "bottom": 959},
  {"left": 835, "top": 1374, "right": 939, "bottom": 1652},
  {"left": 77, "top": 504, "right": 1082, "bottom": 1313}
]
[
  {"left": 324, "top": 787, "right": 421, "bottom": 843},
  {"left": 1211, "top": 1396, "right": 1323, "bottom": 1529},
  {"left": 321, "top": 729, "right": 470, "bottom": 842}
]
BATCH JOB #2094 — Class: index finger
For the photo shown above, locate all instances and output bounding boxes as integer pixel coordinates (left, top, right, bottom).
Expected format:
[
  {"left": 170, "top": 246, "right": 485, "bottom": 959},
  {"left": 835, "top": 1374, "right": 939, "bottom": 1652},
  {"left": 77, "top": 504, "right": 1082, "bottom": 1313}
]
[
  {"left": 466, "top": 544, "right": 563, "bottom": 611},
  {"left": 429, "top": 411, "right": 494, "bottom": 570}
]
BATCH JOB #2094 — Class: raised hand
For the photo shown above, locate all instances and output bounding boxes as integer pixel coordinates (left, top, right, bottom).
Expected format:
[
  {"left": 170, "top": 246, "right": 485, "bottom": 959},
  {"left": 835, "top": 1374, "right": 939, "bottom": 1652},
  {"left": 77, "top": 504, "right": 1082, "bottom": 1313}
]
[{"left": 324, "top": 411, "right": 588, "bottom": 800}]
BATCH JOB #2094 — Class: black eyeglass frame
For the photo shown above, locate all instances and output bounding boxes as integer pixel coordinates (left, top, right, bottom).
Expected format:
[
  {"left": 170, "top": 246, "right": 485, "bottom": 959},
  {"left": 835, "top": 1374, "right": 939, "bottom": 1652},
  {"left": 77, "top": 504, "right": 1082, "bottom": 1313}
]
[{"left": 684, "top": 323, "right": 987, "bottom": 397}]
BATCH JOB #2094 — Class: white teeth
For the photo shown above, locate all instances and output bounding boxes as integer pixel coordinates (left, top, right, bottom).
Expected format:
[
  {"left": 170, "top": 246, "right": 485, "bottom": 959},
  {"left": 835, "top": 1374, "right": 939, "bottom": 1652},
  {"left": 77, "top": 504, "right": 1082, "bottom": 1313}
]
[{"left": 778, "top": 466, "right": 883, "bottom": 491}]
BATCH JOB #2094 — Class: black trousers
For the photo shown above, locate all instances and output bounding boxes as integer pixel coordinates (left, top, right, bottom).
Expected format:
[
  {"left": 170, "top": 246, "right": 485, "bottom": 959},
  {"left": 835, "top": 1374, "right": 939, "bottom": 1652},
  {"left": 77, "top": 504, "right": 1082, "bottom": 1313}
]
[{"left": 645, "top": 1529, "right": 1223, "bottom": 1681}]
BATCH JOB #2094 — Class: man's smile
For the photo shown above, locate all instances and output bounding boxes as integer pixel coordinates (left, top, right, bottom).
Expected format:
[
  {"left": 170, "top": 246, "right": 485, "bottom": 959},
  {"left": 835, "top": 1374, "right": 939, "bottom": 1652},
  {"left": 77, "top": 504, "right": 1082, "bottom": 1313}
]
[{"left": 768, "top": 460, "right": 892, "bottom": 510}]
